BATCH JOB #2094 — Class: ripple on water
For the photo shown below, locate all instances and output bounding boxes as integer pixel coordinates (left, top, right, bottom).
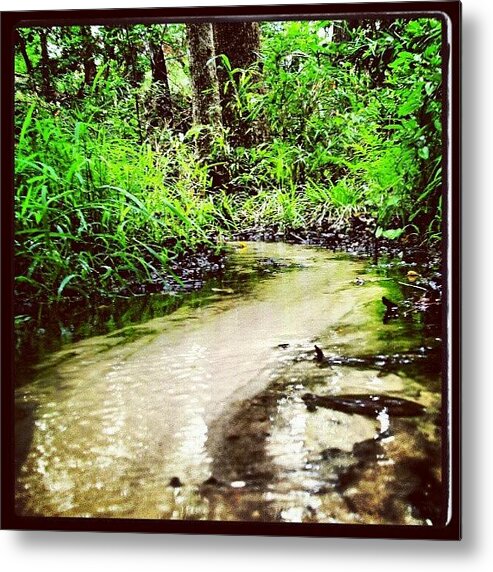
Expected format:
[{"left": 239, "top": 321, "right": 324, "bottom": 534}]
[{"left": 15, "top": 243, "right": 441, "bottom": 523}]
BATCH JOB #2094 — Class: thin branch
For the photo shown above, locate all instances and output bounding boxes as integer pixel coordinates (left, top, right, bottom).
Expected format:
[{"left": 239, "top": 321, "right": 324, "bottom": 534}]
[{"left": 397, "top": 281, "right": 428, "bottom": 292}]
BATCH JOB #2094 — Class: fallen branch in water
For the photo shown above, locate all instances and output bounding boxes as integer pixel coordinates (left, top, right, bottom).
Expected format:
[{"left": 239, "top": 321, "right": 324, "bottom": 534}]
[{"left": 397, "top": 281, "right": 428, "bottom": 292}]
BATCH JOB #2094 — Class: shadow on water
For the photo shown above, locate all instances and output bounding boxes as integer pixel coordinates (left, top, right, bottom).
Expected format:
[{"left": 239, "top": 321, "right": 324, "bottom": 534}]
[
  {"left": 202, "top": 345, "right": 443, "bottom": 525},
  {"left": 14, "top": 244, "right": 299, "bottom": 387},
  {"left": 15, "top": 242, "right": 444, "bottom": 525}
]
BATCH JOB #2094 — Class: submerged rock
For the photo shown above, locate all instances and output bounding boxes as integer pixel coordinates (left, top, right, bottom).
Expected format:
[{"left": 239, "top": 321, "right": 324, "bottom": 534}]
[
  {"left": 313, "top": 345, "right": 438, "bottom": 368},
  {"left": 302, "top": 392, "right": 426, "bottom": 417},
  {"left": 320, "top": 447, "right": 344, "bottom": 460},
  {"left": 168, "top": 476, "right": 183, "bottom": 488},
  {"left": 353, "top": 438, "right": 385, "bottom": 460},
  {"left": 382, "top": 296, "right": 399, "bottom": 312},
  {"left": 202, "top": 476, "right": 225, "bottom": 487}
]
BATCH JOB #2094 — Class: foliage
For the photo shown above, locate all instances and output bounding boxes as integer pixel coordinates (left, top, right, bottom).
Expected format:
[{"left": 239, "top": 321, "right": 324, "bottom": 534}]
[
  {"left": 14, "top": 96, "right": 221, "bottom": 301},
  {"left": 14, "top": 17, "right": 443, "bottom": 304},
  {"left": 257, "top": 18, "right": 442, "bottom": 237}
]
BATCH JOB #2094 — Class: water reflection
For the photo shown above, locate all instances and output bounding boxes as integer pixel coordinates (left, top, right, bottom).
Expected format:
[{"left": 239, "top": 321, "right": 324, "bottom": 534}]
[{"left": 15, "top": 242, "right": 442, "bottom": 524}]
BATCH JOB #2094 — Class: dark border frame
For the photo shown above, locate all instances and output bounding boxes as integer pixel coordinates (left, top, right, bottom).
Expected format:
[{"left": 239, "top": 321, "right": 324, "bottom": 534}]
[{"left": 1, "top": 1, "right": 461, "bottom": 539}]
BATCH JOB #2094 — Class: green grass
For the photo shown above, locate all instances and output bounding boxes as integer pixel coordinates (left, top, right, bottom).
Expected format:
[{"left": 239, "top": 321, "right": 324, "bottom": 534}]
[
  {"left": 15, "top": 99, "right": 224, "bottom": 303},
  {"left": 14, "top": 18, "right": 443, "bottom": 304}
]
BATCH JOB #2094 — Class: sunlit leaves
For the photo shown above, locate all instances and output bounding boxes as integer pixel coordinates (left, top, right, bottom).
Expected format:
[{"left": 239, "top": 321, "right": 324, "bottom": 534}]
[
  {"left": 14, "top": 16, "right": 444, "bottom": 304},
  {"left": 14, "top": 97, "right": 220, "bottom": 302}
]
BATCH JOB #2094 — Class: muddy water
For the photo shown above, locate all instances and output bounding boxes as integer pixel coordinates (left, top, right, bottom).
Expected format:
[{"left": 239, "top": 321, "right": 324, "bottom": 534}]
[{"left": 15, "top": 242, "right": 443, "bottom": 524}]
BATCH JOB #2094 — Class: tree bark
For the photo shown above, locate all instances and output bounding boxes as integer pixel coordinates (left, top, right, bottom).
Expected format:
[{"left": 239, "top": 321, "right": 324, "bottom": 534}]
[
  {"left": 186, "top": 23, "right": 221, "bottom": 127},
  {"left": 38, "top": 28, "right": 55, "bottom": 101},
  {"left": 149, "top": 41, "right": 174, "bottom": 124},
  {"left": 80, "top": 26, "right": 97, "bottom": 88},
  {"left": 124, "top": 28, "right": 144, "bottom": 88},
  {"left": 15, "top": 30, "right": 37, "bottom": 94},
  {"left": 186, "top": 23, "right": 222, "bottom": 156},
  {"left": 213, "top": 22, "right": 263, "bottom": 147}
]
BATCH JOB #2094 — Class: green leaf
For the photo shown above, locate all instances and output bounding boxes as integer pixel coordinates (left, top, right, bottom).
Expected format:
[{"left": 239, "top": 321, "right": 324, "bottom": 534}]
[
  {"left": 57, "top": 274, "right": 79, "bottom": 298},
  {"left": 382, "top": 228, "right": 405, "bottom": 240},
  {"left": 15, "top": 275, "right": 49, "bottom": 291},
  {"left": 15, "top": 314, "right": 33, "bottom": 325},
  {"left": 18, "top": 102, "right": 37, "bottom": 148},
  {"left": 398, "top": 88, "right": 423, "bottom": 117}
]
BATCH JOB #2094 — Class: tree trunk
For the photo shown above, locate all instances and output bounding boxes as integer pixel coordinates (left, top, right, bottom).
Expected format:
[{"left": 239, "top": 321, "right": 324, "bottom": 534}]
[
  {"left": 124, "top": 28, "right": 144, "bottom": 88},
  {"left": 38, "top": 28, "right": 55, "bottom": 101},
  {"left": 213, "top": 22, "right": 263, "bottom": 147},
  {"left": 186, "top": 23, "right": 222, "bottom": 156},
  {"left": 15, "top": 30, "right": 37, "bottom": 94},
  {"left": 80, "top": 26, "right": 97, "bottom": 88},
  {"left": 149, "top": 41, "right": 174, "bottom": 124},
  {"left": 74, "top": 26, "right": 97, "bottom": 98}
]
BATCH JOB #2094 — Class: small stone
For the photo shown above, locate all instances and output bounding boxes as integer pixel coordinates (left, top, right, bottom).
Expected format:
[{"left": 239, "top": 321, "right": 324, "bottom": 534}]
[
  {"left": 168, "top": 476, "right": 183, "bottom": 488},
  {"left": 320, "top": 447, "right": 344, "bottom": 460},
  {"left": 203, "top": 476, "right": 223, "bottom": 486},
  {"left": 353, "top": 439, "right": 384, "bottom": 460}
]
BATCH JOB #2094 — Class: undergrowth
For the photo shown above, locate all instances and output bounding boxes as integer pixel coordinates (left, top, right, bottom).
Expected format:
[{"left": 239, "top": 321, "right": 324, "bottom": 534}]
[{"left": 14, "top": 18, "right": 443, "bottom": 305}]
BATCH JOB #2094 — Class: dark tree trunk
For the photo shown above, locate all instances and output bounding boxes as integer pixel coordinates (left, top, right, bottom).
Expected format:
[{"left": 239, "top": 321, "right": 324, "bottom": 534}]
[
  {"left": 100, "top": 27, "right": 120, "bottom": 82},
  {"left": 124, "top": 28, "right": 145, "bottom": 88},
  {"left": 38, "top": 28, "right": 55, "bottom": 101},
  {"left": 80, "top": 26, "right": 97, "bottom": 88},
  {"left": 15, "top": 30, "right": 37, "bottom": 94},
  {"left": 74, "top": 26, "right": 97, "bottom": 98},
  {"left": 213, "top": 22, "right": 264, "bottom": 147},
  {"left": 102, "top": 28, "right": 117, "bottom": 63},
  {"left": 149, "top": 41, "right": 174, "bottom": 124},
  {"left": 186, "top": 23, "right": 222, "bottom": 156}
]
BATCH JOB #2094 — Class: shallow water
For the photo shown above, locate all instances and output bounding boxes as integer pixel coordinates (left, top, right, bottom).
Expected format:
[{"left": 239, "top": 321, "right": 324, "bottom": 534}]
[{"left": 15, "top": 242, "right": 443, "bottom": 524}]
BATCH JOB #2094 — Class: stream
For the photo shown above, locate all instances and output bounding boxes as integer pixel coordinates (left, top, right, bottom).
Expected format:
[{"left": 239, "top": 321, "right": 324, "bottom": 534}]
[{"left": 15, "top": 242, "right": 443, "bottom": 525}]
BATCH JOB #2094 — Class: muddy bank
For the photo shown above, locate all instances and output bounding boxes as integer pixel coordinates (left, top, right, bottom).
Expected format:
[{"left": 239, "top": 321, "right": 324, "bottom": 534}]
[
  {"left": 235, "top": 217, "right": 443, "bottom": 336},
  {"left": 233, "top": 215, "right": 441, "bottom": 267}
]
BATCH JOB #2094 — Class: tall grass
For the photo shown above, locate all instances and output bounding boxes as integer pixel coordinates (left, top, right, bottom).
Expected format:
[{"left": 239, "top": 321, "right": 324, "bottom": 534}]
[
  {"left": 15, "top": 18, "right": 443, "bottom": 304},
  {"left": 15, "top": 98, "right": 225, "bottom": 302}
]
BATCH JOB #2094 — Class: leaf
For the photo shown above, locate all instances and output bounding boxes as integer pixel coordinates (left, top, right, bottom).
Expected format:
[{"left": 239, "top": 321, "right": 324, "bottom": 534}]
[
  {"left": 385, "top": 195, "right": 401, "bottom": 207},
  {"left": 74, "top": 121, "right": 87, "bottom": 144},
  {"left": 398, "top": 96, "right": 422, "bottom": 117},
  {"left": 15, "top": 275, "right": 49, "bottom": 291},
  {"left": 424, "top": 82, "right": 435, "bottom": 96},
  {"left": 15, "top": 314, "right": 33, "bottom": 325},
  {"left": 100, "top": 185, "right": 147, "bottom": 212},
  {"left": 18, "top": 102, "right": 37, "bottom": 148},
  {"left": 211, "top": 287, "right": 235, "bottom": 295},
  {"left": 407, "top": 270, "right": 420, "bottom": 282},
  {"left": 418, "top": 146, "right": 430, "bottom": 160},
  {"left": 382, "top": 228, "right": 405, "bottom": 240},
  {"left": 218, "top": 53, "right": 232, "bottom": 71},
  {"left": 90, "top": 63, "right": 108, "bottom": 94},
  {"left": 57, "top": 274, "right": 79, "bottom": 298}
]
